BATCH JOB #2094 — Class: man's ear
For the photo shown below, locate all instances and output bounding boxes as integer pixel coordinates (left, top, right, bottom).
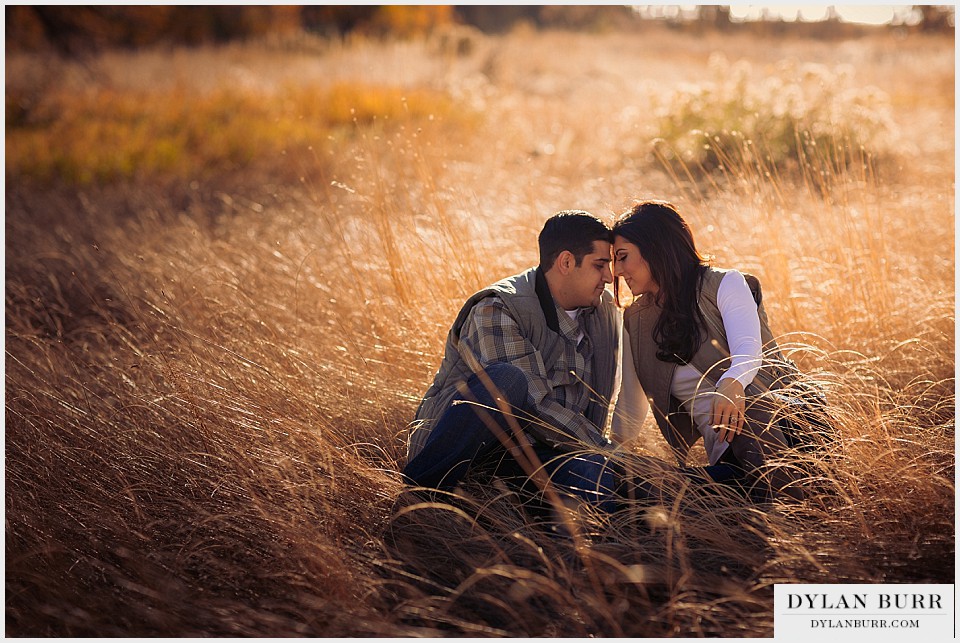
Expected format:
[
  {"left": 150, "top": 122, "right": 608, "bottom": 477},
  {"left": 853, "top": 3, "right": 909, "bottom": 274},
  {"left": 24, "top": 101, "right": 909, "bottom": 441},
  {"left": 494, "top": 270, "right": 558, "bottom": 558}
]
[{"left": 555, "top": 250, "right": 574, "bottom": 275}]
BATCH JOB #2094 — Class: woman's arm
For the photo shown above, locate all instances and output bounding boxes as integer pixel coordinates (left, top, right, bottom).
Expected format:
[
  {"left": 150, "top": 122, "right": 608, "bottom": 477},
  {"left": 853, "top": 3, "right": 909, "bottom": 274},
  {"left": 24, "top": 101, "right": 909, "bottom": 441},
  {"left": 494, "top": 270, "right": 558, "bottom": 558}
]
[
  {"left": 711, "top": 270, "right": 762, "bottom": 442},
  {"left": 717, "top": 270, "right": 762, "bottom": 387},
  {"left": 611, "top": 331, "right": 649, "bottom": 445}
]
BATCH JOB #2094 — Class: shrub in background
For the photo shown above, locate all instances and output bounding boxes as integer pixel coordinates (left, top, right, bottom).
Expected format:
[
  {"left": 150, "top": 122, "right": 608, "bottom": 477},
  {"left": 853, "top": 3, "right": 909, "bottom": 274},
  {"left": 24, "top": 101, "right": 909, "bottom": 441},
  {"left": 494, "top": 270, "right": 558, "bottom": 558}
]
[{"left": 652, "top": 53, "right": 897, "bottom": 177}]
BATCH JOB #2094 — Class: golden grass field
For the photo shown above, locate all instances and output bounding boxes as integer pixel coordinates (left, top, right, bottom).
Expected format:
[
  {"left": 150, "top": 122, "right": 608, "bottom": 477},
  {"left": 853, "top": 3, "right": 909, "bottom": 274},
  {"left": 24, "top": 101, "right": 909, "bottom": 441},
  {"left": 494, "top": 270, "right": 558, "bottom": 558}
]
[{"left": 5, "top": 25, "right": 955, "bottom": 636}]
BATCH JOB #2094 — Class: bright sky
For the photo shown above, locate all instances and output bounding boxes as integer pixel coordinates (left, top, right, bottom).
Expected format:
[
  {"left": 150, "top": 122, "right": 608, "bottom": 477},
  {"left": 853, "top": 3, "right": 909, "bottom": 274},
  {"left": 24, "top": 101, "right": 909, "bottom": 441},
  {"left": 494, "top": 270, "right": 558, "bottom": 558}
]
[{"left": 728, "top": 5, "right": 915, "bottom": 24}]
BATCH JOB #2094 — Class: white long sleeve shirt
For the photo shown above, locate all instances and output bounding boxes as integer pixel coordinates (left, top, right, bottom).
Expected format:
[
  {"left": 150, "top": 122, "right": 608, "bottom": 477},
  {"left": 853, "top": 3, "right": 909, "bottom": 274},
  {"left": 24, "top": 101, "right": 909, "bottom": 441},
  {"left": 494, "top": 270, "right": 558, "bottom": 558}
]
[{"left": 612, "top": 270, "right": 762, "bottom": 464}]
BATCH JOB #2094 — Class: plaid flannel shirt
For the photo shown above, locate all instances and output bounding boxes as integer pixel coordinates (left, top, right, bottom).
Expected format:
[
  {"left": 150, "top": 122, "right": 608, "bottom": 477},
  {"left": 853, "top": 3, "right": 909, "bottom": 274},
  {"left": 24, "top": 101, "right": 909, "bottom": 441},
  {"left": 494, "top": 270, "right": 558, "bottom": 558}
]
[{"left": 457, "top": 295, "right": 609, "bottom": 450}]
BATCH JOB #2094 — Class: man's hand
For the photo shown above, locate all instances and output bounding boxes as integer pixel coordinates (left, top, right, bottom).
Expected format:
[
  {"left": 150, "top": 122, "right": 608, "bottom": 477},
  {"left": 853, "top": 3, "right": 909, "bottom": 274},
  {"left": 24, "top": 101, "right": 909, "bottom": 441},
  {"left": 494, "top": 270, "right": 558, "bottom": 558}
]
[{"left": 712, "top": 378, "right": 746, "bottom": 443}]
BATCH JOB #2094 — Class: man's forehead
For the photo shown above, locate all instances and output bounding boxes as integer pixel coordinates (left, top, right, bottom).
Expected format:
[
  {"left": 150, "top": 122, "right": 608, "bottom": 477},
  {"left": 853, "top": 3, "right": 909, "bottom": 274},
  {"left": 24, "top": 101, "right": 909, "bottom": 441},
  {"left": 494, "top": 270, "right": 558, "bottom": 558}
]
[{"left": 586, "top": 239, "right": 613, "bottom": 257}]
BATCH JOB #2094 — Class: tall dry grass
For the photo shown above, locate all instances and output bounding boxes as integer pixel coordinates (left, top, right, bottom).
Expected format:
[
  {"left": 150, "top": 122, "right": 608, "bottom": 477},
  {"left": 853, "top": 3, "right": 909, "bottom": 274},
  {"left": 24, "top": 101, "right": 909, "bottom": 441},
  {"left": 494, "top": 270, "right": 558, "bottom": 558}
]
[{"left": 6, "top": 26, "right": 954, "bottom": 636}]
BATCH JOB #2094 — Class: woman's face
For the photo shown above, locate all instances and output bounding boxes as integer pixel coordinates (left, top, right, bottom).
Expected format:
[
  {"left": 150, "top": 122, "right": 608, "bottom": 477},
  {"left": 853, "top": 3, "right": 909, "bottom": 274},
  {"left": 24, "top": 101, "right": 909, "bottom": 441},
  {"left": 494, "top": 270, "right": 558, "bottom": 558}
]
[{"left": 613, "top": 235, "right": 658, "bottom": 297}]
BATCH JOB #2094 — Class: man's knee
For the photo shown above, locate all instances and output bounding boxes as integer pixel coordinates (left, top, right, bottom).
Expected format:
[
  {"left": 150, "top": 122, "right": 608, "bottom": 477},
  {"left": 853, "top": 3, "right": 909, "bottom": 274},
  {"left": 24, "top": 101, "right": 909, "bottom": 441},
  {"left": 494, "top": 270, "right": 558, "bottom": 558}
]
[
  {"left": 559, "top": 452, "right": 617, "bottom": 488},
  {"left": 551, "top": 452, "right": 619, "bottom": 512},
  {"left": 469, "top": 362, "right": 529, "bottom": 409}
]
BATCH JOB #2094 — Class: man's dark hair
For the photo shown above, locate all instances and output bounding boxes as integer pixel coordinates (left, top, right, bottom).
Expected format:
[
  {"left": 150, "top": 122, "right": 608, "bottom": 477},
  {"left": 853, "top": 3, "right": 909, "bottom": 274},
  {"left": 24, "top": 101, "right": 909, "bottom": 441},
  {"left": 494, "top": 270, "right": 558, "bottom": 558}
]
[{"left": 538, "top": 210, "right": 612, "bottom": 271}]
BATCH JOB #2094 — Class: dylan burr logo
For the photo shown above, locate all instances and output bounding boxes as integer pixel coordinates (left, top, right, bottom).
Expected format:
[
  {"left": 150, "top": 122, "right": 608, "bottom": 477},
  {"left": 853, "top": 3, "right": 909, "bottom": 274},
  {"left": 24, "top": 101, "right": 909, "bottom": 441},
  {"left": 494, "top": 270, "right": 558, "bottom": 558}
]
[
  {"left": 787, "top": 591, "right": 944, "bottom": 611},
  {"left": 774, "top": 584, "right": 954, "bottom": 641}
]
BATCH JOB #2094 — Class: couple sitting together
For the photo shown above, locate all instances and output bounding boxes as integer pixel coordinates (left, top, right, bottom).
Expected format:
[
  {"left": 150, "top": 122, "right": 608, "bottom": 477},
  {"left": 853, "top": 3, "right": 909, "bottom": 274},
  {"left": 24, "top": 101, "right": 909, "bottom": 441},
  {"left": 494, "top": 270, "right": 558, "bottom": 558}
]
[{"left": 403, "top": 200, "right": 831, "bottom": 512}]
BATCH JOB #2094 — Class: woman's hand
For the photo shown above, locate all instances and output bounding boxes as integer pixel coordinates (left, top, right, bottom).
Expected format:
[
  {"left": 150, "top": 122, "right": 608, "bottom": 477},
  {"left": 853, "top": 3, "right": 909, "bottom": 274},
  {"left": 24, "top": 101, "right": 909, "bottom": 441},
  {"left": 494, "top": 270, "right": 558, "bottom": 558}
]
[{"left": 712, "top": 378, "right": 746, "bottom": 443}]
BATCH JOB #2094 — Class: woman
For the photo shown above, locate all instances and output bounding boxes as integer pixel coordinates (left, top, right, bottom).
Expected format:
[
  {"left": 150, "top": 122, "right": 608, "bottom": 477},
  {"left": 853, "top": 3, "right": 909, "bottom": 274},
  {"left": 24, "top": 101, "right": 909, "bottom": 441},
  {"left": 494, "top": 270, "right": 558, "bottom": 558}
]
[{"left": 610, "top": 200, "right": 830, "bottom": 501}]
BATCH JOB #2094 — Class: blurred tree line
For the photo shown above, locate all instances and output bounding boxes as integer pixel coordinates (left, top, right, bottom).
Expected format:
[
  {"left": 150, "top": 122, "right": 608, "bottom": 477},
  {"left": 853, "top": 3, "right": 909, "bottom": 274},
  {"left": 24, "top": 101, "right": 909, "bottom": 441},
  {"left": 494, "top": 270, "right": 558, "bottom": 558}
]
[
  {"left": 6, "top": 6, "right": 624, "bottom": 53},
  {"left": 6, "top": 5, "right": 955, "bottom": 54}
]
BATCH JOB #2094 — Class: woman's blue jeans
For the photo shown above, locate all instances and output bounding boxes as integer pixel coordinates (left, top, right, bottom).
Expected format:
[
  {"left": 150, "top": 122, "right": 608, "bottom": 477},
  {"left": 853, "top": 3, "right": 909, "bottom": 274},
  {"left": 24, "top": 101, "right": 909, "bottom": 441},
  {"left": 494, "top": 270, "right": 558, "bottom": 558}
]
[{"left": 403, "top": 363, "right": 618, "bottom": 513}]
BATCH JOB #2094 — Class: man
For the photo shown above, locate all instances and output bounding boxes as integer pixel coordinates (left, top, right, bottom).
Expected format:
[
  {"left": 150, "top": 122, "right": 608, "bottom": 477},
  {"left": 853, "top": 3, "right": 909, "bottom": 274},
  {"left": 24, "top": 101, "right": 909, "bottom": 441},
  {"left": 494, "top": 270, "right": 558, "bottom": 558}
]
[{"left": 403, "top": 210, "right": 622, "bottom": 511}]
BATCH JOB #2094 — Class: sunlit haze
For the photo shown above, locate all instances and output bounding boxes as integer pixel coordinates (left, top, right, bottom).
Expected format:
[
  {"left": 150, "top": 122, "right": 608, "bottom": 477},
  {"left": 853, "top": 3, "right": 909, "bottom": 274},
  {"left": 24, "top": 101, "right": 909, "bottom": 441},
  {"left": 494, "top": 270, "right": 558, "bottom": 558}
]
[{"left": 636, "top": 5, "right": 919, "bottom": 25}]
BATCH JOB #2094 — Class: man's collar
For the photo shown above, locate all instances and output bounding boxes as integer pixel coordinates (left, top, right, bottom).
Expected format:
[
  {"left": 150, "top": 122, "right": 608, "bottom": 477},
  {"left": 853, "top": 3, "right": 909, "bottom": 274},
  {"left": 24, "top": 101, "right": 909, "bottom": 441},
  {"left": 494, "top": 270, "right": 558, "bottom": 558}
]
[{"left": 534, "top": 267, "right": 560, "bottom": 333}]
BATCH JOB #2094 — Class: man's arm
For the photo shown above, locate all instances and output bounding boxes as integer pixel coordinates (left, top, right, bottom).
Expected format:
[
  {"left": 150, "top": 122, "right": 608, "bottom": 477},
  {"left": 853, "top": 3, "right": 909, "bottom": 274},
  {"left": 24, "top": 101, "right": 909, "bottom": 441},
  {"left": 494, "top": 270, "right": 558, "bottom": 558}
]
[{"left": 457, "top": 297, "right": 609, "bottom": 451}]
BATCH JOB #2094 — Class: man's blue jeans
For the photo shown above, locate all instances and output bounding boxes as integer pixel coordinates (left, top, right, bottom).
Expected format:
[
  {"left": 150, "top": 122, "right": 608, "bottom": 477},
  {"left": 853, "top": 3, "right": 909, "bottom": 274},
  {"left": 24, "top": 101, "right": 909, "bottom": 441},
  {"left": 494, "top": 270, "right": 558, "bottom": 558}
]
[{"left": 403, "top": 363, "right": 618, "bottom": 512}]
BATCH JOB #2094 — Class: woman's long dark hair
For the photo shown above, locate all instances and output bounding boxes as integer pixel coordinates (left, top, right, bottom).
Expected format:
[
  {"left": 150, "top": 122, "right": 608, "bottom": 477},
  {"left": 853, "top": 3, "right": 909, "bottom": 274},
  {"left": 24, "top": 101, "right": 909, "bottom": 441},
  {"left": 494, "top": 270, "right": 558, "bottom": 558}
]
[{"left": 613, "top": 200, "right": 710, "bottom": 364}]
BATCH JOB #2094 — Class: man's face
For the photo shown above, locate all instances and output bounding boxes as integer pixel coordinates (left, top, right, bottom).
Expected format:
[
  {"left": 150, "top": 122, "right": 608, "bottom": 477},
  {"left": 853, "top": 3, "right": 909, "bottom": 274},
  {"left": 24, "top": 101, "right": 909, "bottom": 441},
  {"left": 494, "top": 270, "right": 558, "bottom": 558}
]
[{"left": 565, "top": 240, "right": 614, "bottom": 308}]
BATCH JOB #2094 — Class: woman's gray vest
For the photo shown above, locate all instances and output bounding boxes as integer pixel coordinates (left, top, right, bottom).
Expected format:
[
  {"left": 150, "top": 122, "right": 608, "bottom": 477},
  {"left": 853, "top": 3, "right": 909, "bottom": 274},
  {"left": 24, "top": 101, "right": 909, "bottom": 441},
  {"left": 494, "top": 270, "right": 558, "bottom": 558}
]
[
  {"left": 408, "top": 267, "right": 620, "bottom": 460},
  {"left": 624, "top": 267, "right": 801, "bottom": 464}
]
